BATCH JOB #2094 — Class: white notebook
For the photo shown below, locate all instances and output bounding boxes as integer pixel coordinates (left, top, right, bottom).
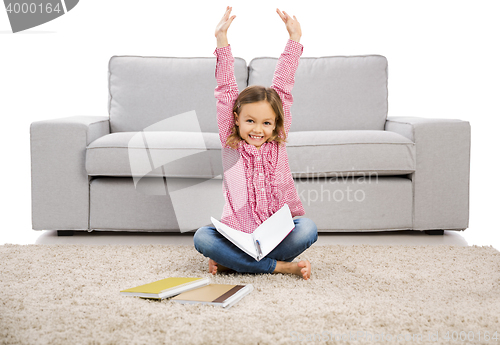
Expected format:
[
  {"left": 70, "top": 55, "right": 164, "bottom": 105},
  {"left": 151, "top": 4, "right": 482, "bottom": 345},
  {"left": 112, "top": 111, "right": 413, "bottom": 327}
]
[{"left": 210, "top": 204, "right": 295, "bottom": 261}]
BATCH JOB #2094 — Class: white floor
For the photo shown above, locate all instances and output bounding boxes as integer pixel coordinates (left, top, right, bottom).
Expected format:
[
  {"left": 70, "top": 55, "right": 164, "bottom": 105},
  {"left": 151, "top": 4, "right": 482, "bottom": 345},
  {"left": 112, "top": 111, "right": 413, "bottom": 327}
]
[{"left": 3, "top": 226, "right": 499, "bottom": 252}]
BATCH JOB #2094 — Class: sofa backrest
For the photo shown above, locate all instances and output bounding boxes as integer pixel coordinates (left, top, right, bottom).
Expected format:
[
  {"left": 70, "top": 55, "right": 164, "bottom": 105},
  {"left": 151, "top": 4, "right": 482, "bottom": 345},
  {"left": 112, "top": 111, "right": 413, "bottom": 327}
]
[
  {"left": 108, "top": 56, "right": 248, "bottom": 133},
  {"left": 248, "top": 55, "right": 388, "bottom": 131},
  {"left": 108, "top": 54, "right": 388, "bottom": 133}
]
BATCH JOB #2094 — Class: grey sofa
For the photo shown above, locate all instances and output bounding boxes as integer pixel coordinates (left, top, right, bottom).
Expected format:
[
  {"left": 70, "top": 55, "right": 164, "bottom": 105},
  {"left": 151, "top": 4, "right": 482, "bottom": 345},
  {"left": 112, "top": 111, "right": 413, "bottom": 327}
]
[{"left": 30, "top": 53, "right": 471, "bottom": 235}]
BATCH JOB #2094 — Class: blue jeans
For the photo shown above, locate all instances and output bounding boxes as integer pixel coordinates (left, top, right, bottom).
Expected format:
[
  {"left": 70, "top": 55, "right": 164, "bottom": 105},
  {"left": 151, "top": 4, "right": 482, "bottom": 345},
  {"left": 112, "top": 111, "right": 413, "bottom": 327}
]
[{"left": 193, "top": 217, "right": 318, "bottom": 274}]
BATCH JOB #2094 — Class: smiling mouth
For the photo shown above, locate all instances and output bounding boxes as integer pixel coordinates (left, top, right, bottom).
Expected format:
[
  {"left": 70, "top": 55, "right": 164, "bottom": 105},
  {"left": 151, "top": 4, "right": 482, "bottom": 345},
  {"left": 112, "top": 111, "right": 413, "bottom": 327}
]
[{"left": 249, "top": 135, "right": 264, "bottom": 140}]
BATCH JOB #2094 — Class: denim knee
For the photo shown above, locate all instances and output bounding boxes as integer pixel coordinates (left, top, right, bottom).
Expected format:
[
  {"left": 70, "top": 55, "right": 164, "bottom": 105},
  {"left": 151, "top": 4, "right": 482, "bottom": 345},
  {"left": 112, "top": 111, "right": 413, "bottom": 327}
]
[
  {"left": 296, "top": 217, "right": 318, "bottom": 244},
  {"left": 193, "top": 226, "right": 214, "bottom": 255}
]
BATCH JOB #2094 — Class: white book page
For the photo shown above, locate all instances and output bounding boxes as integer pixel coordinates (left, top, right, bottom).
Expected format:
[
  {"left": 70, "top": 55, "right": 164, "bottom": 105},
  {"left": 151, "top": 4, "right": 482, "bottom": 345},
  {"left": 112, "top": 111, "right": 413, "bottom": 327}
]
[
  {"left": 210, "top": 217, "right": 257, "bottom": 259},
  {"left": 252, "top": 204, "right": 295, "bottom": 258}
]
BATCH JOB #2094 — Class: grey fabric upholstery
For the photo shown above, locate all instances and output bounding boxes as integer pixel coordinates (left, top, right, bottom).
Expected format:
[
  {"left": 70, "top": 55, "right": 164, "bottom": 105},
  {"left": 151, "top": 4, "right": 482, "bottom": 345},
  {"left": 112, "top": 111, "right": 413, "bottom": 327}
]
[
  {"left": 295, "top": 176, "right": 413, "bottom": 231},
  {"left": 85, "top": 130, "right": 415, "bottom": 178},
  {"left": 86, "top": 132, "right": 223, "bottom": 178},
  {"left": 108, "top": 56, "right": 248, "bottom": 133},
  {"left": 90, "top": 177, "right": 225, "bottom": 232},
  {"left": 30, "top": 54, "right": 471, "bottom": 233},
  {"left": 89, "top": 176, "right": 412, "bottom": 232},
  {"left": 287, "top": 130, "right": 415, "bottom": 177},
  {"left": 385, "top": 117, "right": 470, "bottom": 230},
  {"left": 30, "top": 116, "right": 109, "bottom": 230},
  {"left": 249, "top": 55, "right": 388, "bottom": 131}
]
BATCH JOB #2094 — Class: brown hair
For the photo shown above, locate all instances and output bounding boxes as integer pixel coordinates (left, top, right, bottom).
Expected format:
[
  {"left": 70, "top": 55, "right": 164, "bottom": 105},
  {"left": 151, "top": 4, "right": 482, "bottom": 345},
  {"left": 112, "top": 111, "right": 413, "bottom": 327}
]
[{"left": 225, "top": 85, "right": 287, "bottom": 149}]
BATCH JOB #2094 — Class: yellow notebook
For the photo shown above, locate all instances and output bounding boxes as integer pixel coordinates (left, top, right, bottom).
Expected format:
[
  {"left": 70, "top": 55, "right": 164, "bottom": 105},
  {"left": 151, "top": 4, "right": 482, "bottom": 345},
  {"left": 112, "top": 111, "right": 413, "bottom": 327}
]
[
  {"left": 171, "top": 283, "right": 253, "bottom": 308},
  {"left": 120, "top": 277, "right": 210, "bottom": 299}
]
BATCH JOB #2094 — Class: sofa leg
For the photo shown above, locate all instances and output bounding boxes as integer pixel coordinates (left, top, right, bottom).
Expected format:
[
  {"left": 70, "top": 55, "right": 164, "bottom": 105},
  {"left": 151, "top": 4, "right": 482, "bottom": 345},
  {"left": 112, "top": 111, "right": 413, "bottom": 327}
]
[
  {"left": 57, "top": 230, "right": 74, "bottom": 236},
  {"left": 424, "top": 230, "right": 444, "bottom": 235}
]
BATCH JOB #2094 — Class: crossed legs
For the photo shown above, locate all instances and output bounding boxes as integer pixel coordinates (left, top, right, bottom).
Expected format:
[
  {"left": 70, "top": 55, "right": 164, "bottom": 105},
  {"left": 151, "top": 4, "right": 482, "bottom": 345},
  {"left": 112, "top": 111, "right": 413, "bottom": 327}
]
[{"left": 193, "top": 217, "right": 318, "bottom": 280}]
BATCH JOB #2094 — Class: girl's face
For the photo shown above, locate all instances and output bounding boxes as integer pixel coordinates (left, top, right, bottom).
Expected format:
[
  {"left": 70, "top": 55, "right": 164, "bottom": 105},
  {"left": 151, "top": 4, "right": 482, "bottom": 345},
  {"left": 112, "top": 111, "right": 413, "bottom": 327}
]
[{"left": 234, "top": 101, "right": 277, "bottom": 150}]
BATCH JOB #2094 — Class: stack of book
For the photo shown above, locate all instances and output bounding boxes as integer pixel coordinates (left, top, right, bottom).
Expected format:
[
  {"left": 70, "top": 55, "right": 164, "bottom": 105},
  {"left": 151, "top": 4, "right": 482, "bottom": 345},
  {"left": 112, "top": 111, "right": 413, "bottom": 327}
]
[
  {"left": 121, "top": 204, "right": 295, "bottom": 309},
  {"left": 120, "top": 277, "right": 253, "bottom": 309}
]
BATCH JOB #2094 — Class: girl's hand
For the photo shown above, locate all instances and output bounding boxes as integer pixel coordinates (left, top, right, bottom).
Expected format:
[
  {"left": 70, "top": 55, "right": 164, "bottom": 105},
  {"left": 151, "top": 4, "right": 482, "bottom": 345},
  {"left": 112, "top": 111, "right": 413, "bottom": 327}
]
[
  {"left": 215, "top": 6, "right": 236, "bottom": 38},
  {"left": 276, "top": 8, "right": 302, "bottom": 42}
]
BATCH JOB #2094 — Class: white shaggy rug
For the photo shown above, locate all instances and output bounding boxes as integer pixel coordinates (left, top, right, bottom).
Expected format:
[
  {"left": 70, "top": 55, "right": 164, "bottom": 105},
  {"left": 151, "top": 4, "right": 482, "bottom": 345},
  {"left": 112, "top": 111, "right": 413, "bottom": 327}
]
[{"left": 1, "top": 244, "right": 499, "bottom": 345}]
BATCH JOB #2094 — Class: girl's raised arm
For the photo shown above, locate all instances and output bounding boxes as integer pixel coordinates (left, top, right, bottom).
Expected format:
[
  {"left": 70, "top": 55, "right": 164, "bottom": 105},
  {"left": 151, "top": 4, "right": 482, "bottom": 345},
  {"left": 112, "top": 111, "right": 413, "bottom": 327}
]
[
  {"left": 214, "top": 6, "right": 239, "bottom": 146},
  {"left": 215, "top": 6, "right": 236, "bottom": 47},
  {"left": 276, "top": 8, "right": 301, "bottom": 43},
  {"left": 271, "top": 9, "right": 303, "bottom": 138}
]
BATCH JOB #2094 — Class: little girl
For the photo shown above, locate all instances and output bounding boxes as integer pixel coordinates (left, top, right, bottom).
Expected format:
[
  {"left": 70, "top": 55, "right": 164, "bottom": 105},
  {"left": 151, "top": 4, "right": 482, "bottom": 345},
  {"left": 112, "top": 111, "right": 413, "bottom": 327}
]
[{"left": 193, "top": 6, "right": 317, "bottom": 280}]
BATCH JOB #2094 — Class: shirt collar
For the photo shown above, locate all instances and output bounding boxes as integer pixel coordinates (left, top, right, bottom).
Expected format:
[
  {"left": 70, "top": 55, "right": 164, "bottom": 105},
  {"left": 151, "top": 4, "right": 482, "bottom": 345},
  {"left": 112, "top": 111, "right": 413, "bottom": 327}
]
[{"left": 239, "top": 140, "right": 268, "bottom": 155}]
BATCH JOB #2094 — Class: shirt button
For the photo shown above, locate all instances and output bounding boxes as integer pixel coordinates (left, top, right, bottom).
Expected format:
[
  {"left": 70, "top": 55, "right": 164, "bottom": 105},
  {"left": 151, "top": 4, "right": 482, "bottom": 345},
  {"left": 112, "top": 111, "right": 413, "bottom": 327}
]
[
  {"left": 256, "top": 156, "right": 260, "bottom": 160},
  {"left": 261, "top": 188, "right": 265, "bottom": 192},
  {"left": 259, "top": 173, "right": 263, "bottom": 177}
]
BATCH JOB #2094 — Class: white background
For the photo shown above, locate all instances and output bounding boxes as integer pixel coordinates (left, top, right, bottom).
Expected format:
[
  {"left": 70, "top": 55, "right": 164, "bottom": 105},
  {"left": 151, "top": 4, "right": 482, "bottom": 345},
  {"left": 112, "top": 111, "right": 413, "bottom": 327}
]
[{"left": 1, "top": 0, "right": 498, "bottom": 246}]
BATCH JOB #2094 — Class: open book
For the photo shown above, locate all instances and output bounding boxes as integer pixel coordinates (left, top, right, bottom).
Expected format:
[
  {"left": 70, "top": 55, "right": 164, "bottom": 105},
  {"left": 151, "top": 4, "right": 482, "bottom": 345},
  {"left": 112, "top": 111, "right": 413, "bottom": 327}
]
[{"left": 210, "top": 203, "right": 295, "bottom": 261}]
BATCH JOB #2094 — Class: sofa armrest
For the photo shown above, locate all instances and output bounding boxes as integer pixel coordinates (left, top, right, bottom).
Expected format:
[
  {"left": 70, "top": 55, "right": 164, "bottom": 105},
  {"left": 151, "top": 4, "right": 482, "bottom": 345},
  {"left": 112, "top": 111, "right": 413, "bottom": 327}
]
[
  {"left": 385, "top": 116, "right": 470, "bottom": 230},
  {"left": 30, "top": 116, "right": 110, "bottom": 230}
]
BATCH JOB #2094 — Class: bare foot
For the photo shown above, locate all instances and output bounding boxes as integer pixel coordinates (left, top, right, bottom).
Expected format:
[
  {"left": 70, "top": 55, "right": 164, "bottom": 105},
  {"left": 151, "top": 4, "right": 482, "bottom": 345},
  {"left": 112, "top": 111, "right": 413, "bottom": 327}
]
[
  {"left": 297, "top": 260, "right": 311, "bottom": 280},
  {"left": 273, "top": 260, "right": 311, "bottom": 280},
  {"left": 208, "top": 258, "right": 218, "bottom": 275},
  {"left": 208, "top": 258, "right": 233, "bottom": 275}
]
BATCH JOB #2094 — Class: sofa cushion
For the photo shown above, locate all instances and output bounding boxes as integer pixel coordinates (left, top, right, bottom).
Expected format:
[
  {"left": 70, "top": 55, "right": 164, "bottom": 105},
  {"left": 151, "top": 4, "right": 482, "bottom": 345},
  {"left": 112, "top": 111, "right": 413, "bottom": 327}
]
[
  {"left": 108, "top": 55, "right": 248, "bottom": 133},
  {"left": 86, "top": 132, "right": 224, "bottom": 179},
  {"left": 249, "top": 55, "right": 388, "bottom": 131},
  {"left": 287, "top": 130, "right": 415, "bottom": 177},
  {"left": 86, "top": 130, "right": 415, "bottom": 178}
]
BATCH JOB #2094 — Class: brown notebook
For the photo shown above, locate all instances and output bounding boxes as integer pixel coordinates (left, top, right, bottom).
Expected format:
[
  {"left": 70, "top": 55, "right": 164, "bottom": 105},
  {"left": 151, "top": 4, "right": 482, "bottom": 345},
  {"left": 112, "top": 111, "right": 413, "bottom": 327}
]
[{"left": 171, "top": 283, "right": 253, "bottom": 308}]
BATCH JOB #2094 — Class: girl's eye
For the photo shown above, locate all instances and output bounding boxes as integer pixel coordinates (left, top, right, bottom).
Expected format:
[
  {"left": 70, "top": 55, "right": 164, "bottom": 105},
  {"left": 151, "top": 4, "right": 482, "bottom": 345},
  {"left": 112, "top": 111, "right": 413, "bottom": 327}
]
[{"left": 245, "top": 120, "right": 273, "bottom": 125}]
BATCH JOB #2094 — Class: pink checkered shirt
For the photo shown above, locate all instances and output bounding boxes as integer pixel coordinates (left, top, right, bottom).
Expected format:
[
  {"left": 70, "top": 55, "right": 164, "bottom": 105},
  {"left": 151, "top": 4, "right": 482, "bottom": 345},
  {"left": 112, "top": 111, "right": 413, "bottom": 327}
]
[{"left": 213, "top": 39, "right": 306, "bottom": 234}]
